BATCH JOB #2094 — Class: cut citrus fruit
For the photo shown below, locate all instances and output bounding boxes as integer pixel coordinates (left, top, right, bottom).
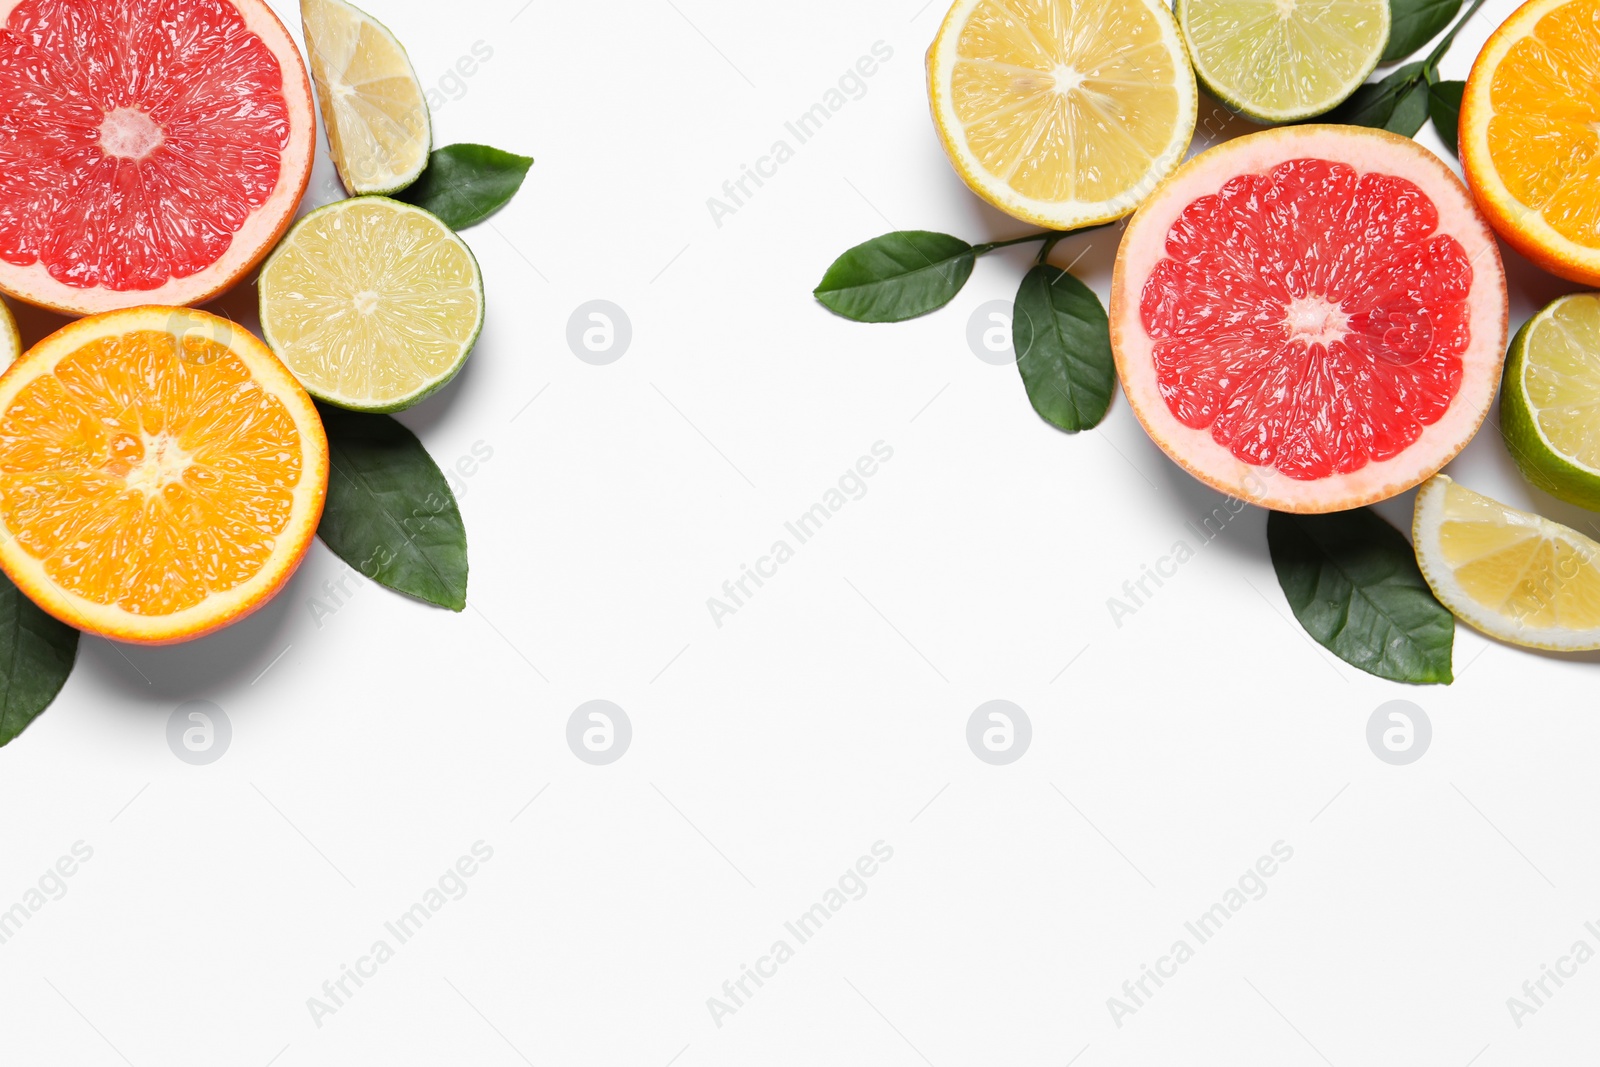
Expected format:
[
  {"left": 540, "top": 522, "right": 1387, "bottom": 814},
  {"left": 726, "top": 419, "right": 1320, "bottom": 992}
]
[
  {"left": 1175, "top": 0, "right": 1388, "bottom": 123},
  {"left": 1110, "top": 125, "right": 1508, "bottom": 513},
  {"left": 0, "top": 298, "right": 18, "bottom": 371},
  {"left": 1414, "top": 474, "right": 1600, "bottom": 650},
  {"left": 258, "top": 197, "right": 484, "bottom": 412},
  {"left": 926, "top": 0, "right": 1198, "bottom": 229},
  {"left": 0, "top": 308, "right": 327, "bottom": 644},
  {"left": 301, "top": 0, "right": 430, "bottom": 196},
  {"left": 1461, "top": 0, "right": 1600, "bottom": 286},
  {"left": 1500, "top": 292, "right": 1600, "bottom": 510},
  {"left": 0, "top": 0, "right": 315, "bottom": 316}
]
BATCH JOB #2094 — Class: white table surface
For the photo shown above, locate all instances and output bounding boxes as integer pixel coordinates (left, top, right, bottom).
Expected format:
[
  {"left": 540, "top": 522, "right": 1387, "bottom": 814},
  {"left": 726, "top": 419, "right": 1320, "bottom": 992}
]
[{"left": 1, "top": 0, "right": 1592, "bottom": 1062}]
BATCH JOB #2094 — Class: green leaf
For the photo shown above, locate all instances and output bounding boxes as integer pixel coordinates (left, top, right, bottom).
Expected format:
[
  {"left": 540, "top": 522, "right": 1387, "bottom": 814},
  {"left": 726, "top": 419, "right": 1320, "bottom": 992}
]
[
  {"left": 1324, "top": 61, "right": 1428, "bottom": 133},
  {"left": 1388, "top": 73, "right": 1434, "bottom": 136},
  {"left": 1011, "top": 264, "right": 1115, "bottom": 432},
  {"left": 1268, "top": 509, "right": 1454, "bottom": 685},
  {"left": 814, "top": 231, "right": 976, "bottom": 322},
  {"left": 1429, "top": 79, "right": 1465, "bottom": 154},
  {"left": 397, "top": 144, "right": 532, "bottom": 230},
  {"left": 1383, "top": 0, "right": 1463, "bottom": 61},
  {"left": 317, "top": 406, "right": 468, "bottom": 611},
  {"left": 0, "top": 573, "right": 78, "bottom": 748}
]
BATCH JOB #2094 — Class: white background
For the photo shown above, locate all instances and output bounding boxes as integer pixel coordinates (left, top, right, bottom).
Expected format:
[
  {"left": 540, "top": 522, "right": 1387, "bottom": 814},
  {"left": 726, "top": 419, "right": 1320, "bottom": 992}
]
[{"left": 1, "top": 0, "right": 1596, "bottom": 1063}]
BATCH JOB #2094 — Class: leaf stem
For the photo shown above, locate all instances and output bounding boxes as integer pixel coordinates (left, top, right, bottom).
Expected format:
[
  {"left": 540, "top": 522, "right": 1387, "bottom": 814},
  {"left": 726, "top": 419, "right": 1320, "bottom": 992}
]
[
  {"left": 970, "top": 230, "right": 1059, "bottom": 256},
  {"left": 971, "top": 219, "right": 1117, "bottom": 259},
  {"left": 1424, "top": 0, "right": 1490, "bottom": 70},
  {"left": 1037, "top": 233, "right": 1067, "bottom": 265}
]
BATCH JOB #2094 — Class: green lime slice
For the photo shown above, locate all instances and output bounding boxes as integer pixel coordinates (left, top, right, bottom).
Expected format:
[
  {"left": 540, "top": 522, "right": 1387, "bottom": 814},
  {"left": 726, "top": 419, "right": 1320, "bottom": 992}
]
[
  {"left": 1176, "top": 0, "right": 1389, "bottom": 123},
  {"left": 1501, "top": 292, "right": 1600, "bottom": 510},
  {"left": 258, "top": 197, "right": 484, "bottom": 413}
]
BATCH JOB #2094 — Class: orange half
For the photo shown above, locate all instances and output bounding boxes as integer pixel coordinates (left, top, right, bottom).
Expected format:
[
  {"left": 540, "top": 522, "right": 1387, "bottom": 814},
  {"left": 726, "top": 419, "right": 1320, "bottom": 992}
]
[
  {"left": 0, "top": 307, "right": 328, "bottom": 644},
  {"left": 1462, "top": 0, "right": 1600, "bottom": 285}
]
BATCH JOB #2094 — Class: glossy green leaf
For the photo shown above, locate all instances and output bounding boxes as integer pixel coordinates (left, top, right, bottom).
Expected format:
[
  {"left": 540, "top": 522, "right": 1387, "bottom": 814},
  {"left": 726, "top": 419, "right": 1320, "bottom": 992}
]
[
  {"left": 317, "top": 407, "right": 468, "bottom": 611},
  {"left": 0, "top": 573, "right": 78, "bottom": 748},
  {"left": 1429, "top": 80, "right": 1465, "bottom": 154},
  {"left": 1268, "top": 509, "right": 1454, "bottom": 685},
  {"left": 1012, "top": 264, "right": 1115, "bottom": 432},
  {"left": 1388, "top": 74, "right": 1434, "bottom": 137},
  {"left": 1384, "top": 0, "right": 1463, "bottom": 61},
  {"left": 1325, "top": 62, "right": 1428, "bottom": 133},
  {"left": 398, "top": 144, "right": 533, "bottom": 230},
  {"left": 814, "top": 231, "right": 976, "bottom": 322}
]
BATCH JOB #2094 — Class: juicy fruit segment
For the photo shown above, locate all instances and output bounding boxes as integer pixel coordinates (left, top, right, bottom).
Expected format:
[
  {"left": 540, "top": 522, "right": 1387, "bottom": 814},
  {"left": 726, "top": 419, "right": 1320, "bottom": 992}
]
[
  {"left": 1519, "top": 296, "right": 1600, "bottom": 458},
  {"left": 0, "top": 308, "right": 327, "bottom": 643},
  {"left": 1414, "top": 475, "right": 1600, "bottom": 650},
  {"left": 0, "top": 0, "right": 311, "bottom": 306},
  {"left": 1, "top": 335, "right": 296, "bottom": 613},
  {"left": 1140, "top": 157, "right": 1472, "bottom": 480},
  {"left": 929, "top": 0, "right": 1197, "bottom": 227},
  {"left": 1177, "top": 0, "right": 1388, "bottom": 122},
  {"left": 1462, "top": 0, "right": 1600, "bottom": 284},
  {"left": 259, "top": 198, "right": 483, "bottom": 411},
  {"left": 1500, "top": 292, "right": 1600, "bottom": 508},
  {"left": 1486, "top": 0, "right": 1600, "bottom": 246},
  {"left": 1111, "top": 125, "right": 1507, "bottom": 514},
  {"left": 301, "top": 0, "right": 430, "bottom": 195},
  {"left": 951, "top": 2, "right": 1178, "bottom": 200}
]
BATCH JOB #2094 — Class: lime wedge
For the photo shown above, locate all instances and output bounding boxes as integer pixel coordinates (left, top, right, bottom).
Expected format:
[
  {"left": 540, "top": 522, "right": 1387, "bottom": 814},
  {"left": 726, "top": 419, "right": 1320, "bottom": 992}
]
[
  {"left": 1501, "top": 291, "right": 1600, "bottom": 510},
  {"left": 1176, "top": 0, "right": 1389, "bottom": 123},
  {"left": 258, "top": 198, "right": 484, "bottom": 412},
  {"left": 300, "top": 0, "right": 430, "bottom": 195}
]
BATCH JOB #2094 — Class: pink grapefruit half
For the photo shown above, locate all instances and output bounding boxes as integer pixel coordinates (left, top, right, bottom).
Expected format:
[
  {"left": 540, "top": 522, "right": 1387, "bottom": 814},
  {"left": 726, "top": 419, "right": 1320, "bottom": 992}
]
[
  {"left": 1110, "top": 125, "right": 1508, "bottom": 514},
  {"left": 0, "top": 0, "right": 315, "bottom": 316}
]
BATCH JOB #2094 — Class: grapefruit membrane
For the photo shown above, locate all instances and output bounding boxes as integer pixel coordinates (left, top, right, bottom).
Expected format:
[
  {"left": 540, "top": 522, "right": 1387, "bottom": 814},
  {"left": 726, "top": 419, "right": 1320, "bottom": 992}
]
[
  {"left": 0, "top": 0, "right": 316, "bottom": 316},
  {"left": 1110, "top": 126, "right": 1509, "bottom": 513}
]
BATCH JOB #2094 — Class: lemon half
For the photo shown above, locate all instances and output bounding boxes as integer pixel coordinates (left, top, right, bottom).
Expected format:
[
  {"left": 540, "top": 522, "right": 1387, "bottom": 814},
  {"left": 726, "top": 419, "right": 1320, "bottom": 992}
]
[{"left": 927, "top": 0, "right": 1198, "bottom": 229}]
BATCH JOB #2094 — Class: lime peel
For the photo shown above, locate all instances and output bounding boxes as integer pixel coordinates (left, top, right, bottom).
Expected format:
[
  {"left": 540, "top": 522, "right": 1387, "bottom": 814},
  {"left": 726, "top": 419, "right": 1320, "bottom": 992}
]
[
  {"left": 1176, "top": 0, "right": 1390, "bottom": 123},
  {"left": 258, "top": 197, "right": 484, "bottom": 414}
]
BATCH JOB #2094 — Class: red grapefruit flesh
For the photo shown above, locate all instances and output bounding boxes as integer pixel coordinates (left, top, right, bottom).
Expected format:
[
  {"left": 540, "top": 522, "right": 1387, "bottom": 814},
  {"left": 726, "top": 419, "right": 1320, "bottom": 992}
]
[
  {"left": 0, "top": 0, "right": 314, "bottom": 316},
  {"left": 1110, "top": 125, "right": 1508, "bottom": 514}
]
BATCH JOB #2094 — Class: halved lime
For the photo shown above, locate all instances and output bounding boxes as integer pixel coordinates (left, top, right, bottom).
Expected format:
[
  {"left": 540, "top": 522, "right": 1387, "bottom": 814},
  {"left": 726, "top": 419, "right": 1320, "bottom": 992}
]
[
  {"left": 1175, "top": 0, "right": 1389, "bottom": 124},
  {"left": 1501, "top": 292, "right": 1600, "bottom": 510},
  {"left": 258, "top": 197, "right": 484, "bottom": 413},
  {"left": 301, "top": 0, "right": 431, "bottom": 195}
]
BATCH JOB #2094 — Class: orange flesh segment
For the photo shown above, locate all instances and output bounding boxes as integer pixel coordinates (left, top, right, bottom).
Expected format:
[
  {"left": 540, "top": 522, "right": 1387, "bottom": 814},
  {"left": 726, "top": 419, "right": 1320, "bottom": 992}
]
[
  {"left": 0, "top": 330, "right": 302, "bottom": 616},
  {"left": 1488, "top": 0, "right": 1600, "bottom": 247}
]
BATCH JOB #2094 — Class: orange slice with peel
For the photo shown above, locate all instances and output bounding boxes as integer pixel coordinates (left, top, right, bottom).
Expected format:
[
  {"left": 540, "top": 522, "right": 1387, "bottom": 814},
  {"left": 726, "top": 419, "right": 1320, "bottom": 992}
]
[
  {"left": 0, "top": 307, "right": 328, "bottom": 644},
  {"left": 1462, "top": 0, "right": 1600, "bottom": 285}
]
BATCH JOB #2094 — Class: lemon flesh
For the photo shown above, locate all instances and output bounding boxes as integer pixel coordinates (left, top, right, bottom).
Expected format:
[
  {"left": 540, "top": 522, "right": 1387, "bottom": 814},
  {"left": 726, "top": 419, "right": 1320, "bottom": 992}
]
[
  {"left": 928, "top": 0, "right": 1197, "bottom": 229},
  {"left": 301, "top": 0, "right": 430, "bottom": 195},
  {"left": 258, "top": 198, "right": 484, "bottom": 413},
  {"left": 1413, "top": 475, "right": 1600, "bottom": 650},
  {"left": 1177, "top": 0, "right": 1388, "bottom": 123}
]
